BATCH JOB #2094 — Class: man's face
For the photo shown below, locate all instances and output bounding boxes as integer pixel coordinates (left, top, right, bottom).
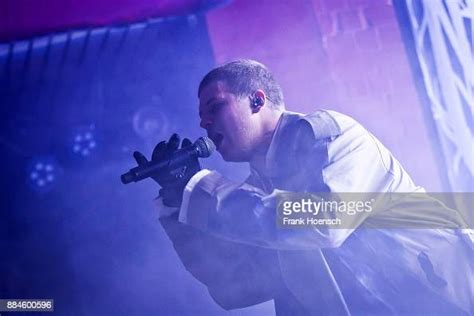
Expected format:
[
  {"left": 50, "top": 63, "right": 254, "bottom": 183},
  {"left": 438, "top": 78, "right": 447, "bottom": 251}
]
[{"left": 199, "top": 80, "right": 258, "bottom": 162}]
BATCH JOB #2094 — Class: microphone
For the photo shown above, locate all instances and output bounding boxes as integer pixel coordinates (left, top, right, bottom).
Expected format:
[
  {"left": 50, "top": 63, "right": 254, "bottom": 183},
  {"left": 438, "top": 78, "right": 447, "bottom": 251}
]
[{"left": 121, "top": 136, "right": 215, "bottom": 184}]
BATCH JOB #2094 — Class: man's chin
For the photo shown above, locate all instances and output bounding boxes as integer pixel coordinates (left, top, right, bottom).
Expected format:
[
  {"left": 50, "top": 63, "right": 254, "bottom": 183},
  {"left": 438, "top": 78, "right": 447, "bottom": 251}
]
[{"left": 219, "top": 151, "right": 234, "bottom": 162}]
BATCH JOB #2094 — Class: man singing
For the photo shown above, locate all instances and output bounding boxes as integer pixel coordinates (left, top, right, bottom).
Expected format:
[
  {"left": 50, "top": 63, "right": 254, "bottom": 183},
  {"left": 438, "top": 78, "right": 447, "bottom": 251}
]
[{"left": 133, "top": 59, "right": 472, "bottom": 315}]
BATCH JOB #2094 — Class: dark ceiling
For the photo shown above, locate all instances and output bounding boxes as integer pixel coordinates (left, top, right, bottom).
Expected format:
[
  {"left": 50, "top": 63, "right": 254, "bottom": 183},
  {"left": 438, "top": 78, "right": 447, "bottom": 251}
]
[{"left": 0, "top": 0, "right": 229, "bottom": 42}]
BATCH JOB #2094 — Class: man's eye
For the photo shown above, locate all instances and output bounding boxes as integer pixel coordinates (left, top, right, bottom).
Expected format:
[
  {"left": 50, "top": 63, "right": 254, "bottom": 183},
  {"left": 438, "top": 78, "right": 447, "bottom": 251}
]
[{"left": 211, "top": 102, "right": 224, "bottom": 114}]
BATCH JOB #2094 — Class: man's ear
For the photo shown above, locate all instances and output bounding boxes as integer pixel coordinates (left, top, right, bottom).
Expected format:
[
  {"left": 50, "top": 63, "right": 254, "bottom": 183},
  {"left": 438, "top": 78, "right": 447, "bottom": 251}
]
[{"left": 250, "top": 89, "right": 266, "bottom": 113}]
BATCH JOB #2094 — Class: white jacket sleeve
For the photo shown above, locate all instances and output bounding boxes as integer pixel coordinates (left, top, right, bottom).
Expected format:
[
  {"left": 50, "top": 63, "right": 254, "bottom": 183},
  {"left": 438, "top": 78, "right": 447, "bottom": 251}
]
[{"left": 176, "top": 113, "right": 420, "bottom": 249}]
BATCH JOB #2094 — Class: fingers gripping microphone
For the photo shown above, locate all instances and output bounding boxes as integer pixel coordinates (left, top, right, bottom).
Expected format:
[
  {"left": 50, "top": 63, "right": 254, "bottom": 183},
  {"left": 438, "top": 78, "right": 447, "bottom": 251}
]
[{"left": 121, "top": 137, "right": 215, "bottom": 184}]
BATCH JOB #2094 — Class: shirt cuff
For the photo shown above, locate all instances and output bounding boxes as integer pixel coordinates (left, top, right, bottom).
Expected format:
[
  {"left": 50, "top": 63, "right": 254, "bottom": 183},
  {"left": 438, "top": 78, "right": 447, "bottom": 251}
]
[
  {"left": 179, "top": 169, "right": 212, "bottom": 224},
  {"left": 179, "top": 168, "right": 238, "bottom": 230}
]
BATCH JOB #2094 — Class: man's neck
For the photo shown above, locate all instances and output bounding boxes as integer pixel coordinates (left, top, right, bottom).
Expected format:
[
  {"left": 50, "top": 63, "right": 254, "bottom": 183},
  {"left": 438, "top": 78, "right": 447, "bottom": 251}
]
[{"left": 249, "top": 110, "right": 284, "bottom": 175}]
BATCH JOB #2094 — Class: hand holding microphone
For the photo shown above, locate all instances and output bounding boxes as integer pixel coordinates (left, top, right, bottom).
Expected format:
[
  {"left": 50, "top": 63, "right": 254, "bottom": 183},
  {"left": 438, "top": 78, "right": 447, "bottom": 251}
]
[{"left": 121, "top": 134, "right": 215, "bottom": 207}]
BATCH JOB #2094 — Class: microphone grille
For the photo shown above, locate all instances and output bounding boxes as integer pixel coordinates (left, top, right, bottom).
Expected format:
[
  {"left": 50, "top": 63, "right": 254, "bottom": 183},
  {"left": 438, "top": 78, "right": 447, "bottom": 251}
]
[{"left": 194, "top": 136, "right": 216, "bottom": 158}]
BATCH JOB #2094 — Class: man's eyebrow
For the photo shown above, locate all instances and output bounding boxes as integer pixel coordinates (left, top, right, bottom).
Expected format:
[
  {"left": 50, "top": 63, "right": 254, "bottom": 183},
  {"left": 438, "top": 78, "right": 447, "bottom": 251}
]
[{"left": 199, "top": 97, "right": 224, "bottom": 117}]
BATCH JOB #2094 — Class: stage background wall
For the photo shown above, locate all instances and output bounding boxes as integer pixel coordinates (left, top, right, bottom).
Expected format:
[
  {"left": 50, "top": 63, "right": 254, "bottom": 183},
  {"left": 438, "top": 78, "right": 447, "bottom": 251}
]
[{"left": 206, "top": 0, "right": 443, "bottom": 191}]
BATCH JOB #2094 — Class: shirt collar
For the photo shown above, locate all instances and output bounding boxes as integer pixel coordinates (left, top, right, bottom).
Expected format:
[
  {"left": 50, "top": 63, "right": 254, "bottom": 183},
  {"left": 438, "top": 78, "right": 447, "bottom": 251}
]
[{"left": 249, "top": 110, "right": 303, "bottom": 180}]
